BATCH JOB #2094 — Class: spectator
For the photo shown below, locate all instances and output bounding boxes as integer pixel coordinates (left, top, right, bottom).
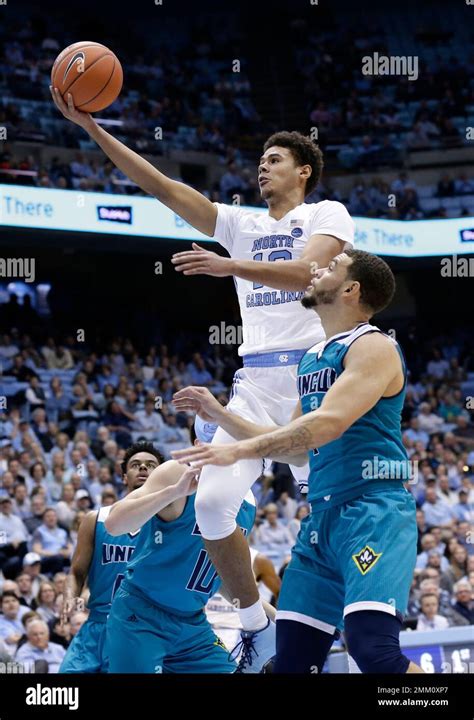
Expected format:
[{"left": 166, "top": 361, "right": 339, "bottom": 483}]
[
  {"left": 256, "top": 504, "right": 294, "bottom": 552},
  {"left": 417, "top": 578, "right": 467, "bottom": 626},
  {"left": 11, "top": 482, "right": 31, "bottom": 520},
  {"left": 74, "top": 489, "right": 93, "bottom": 513},
  {"left": 101, "top": 488, "right": 118, "bottom": 506},
  {"left": 276, "top": 491, "right": 298, "bottom": 525},
  {"left": 103, "top": 400, "right": 133, "bottom": 448},
  {"left": 24, "top": 494, "right": 47, "bottom": 535},
  {"left": 69, "top": 610, "right": 88, "bottom": 640},
  {"left": 43, "top": 345, "right": 74, "bottom": 370},
  {"left": 0, "top": 496, "right": 28, "bottom": 578},
  {"left": 48, "top": 616, "right": 71, "bottom": 649},
  {"left": 25, "top": 376, "right": 46, "bottom": 408},
  {"left": 21, "top": 553, "right": 48, "bottom": 597},
  {"left": 69, "top": 511, "right": 86, "bottom": 551},
  {"left": 52, "top": 572, "right": 67, "bottom": 599},
  {"left": 438, "top": 476, "right": 458, "bottom": 506},
  {"left": 452, "top": 490, "right": 474, "bottom": 523},
  {"left": 15, "top": 572, "right": 37, "bottom": 609},
  {"left": 32, "top": 508, "right": 72, "bottom": 575},
  {"left": 0, "top": 591, "right": 29, "bottom": 651},
  {"left": 132, "top": 398, "right": 164, "bottom": 441},
  {"left": 417, "top": 402, "right": 444, "bottom": 434},
  {"left": 441, "top": 544, "right": 469, "bottom": 593},
  {"left": 55, "top": 483, "right": 77, "bottom": 530},
  {"left": 15, "top": 619, "right": 66, "bottom": 673},
  {"left": 416, "top": 593, "right": 449, "bottom": 631},
  {"left": 288, "top": 504, "right": 310, "bottom": 542},
  {"left": 437, "top": 173, "right": 456, "bottom": 197},
  {"left": 451, "top": 580, "right": 474, "bottom": 624},
  {"left": 416, "top": 533, "right": 448, "bottom": 570},
  {"left": 404, "top": 417, "right": 430, "bottom": 447},
  {"left": 35, "top": 581, "right": 58, "bottom": 623},
  {"left": 426, "top": 350, "right": 449, "bottom": 380},
  {"left": 421, "top": 486, "right": 454, "bottom": 528}
]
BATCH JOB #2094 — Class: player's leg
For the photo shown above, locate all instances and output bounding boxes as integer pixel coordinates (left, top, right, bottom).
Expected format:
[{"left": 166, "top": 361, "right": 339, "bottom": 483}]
[
  {"left": 59, "top": 620, "right": 105, "bottom": 674},
  {"left": 105, "top": 587, "right": 174, "bottom": 673},
  {"left": 195, "top": 365, "right": 299, "bottom": 670},
  {"left": 164, "top": 613, "right": 237, "bottom": 674},
  {"left": 340, "top": 485, "right": 422, "bottom": 673},
  {"left": 273, "top": 509, "right": 345, "bottom": 673},
  {"left": 344, "top": 610, "right": 423, "bottom": 673},
  {"left": 196, "top": 425, "right": 271, "bottom": 618}
]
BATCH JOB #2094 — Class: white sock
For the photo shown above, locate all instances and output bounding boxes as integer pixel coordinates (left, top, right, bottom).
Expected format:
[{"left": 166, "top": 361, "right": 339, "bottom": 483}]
[{"left": 239, "top": 599, "right": 267, "bottom": 632}]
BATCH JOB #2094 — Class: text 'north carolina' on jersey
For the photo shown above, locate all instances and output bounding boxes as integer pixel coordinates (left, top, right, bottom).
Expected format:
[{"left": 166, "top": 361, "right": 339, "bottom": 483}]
[
  {"left": 123, "top": 493, "right": 256, "bottom": 615},
  {"left": 87, "top": 506, "right": 140, "bottom": 619},
  {"left": 297, "top": 323, "right": 409, "bottom": 508},
  {"left": 212, "top": 201, "right": 355, "bottom": 356}
]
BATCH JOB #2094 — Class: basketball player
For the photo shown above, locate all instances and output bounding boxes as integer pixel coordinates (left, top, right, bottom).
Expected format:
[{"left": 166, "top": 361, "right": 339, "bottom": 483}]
[
  {"left": 103, "top": 452, "right": 256, "bottom": 673},
  {"left": 59, "top": 442, "right": 163, "bottom": 673},
  {"left": 172, "top": 249, "right": 423, "bottom": 674},
  {"left": 51, "top": 88, "right": 354, "bottom": 669}
]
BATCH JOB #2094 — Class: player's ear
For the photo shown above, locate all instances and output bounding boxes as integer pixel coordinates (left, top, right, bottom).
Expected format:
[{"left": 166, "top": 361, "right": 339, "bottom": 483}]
[
  {"left": 193, "top": 439, "right": 202, "bottom": 447},
  {"left": 344, "top": 281, "right": 359, "bottom": 295}
]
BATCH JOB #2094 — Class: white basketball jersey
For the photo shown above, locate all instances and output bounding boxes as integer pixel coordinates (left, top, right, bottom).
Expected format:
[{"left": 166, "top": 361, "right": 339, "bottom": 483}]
[{"left": 212, "top": 200, "right": 355, "bottom": 356}]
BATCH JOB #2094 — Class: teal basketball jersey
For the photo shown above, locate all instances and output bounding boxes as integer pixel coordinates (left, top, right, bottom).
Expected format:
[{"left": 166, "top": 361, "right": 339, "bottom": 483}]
[
  {"left": 297, "top": 323, "right": 409, "bottom": 508},
  {"left": 87, "top": 506, "right": 140, "bottom": 619},
  {"left": 123, "top": 492, "right": 256, "bottom": 614}
]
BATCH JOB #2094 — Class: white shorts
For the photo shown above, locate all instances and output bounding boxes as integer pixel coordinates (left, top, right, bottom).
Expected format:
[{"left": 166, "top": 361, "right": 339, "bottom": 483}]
[
  {"left": 228, "top": 364, "right": 299, "bottom": 426},
  {"left": 195, "top": 355, "right": 309, "bottom": 540}
]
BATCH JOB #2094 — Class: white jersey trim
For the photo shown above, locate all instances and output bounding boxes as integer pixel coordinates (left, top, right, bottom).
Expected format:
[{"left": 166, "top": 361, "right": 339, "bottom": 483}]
[
  {"left": 97, "top": 505, "right": 112, "bottom": 523},
  {"left": 317, "top": 322, "right": 379, "bottom": 358},
  {"left": 344, "top": 601, "right": 396, "bottom": 617},
  {"left": 276, "top": 610, "right": 337, "bottom": 635}
]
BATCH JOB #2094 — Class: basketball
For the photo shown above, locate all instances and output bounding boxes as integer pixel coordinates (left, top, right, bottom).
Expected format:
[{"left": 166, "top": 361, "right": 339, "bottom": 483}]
[{"left": 50, "top": 41, "right": 123, "bottom": 113}]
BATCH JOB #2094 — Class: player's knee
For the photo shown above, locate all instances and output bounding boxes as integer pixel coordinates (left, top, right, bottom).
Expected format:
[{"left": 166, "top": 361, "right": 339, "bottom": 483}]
[
  {"left": 194, "top": 485, "right": 237, "bottom": 539},
  {"left": 345, "top": 610, "right": 410, "bottom": 674}
]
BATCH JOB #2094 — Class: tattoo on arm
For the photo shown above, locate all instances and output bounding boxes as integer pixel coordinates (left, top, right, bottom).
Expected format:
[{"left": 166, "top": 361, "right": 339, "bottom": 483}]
[{"left": 251, "top": 419, "right": 315, "bottom": 458}]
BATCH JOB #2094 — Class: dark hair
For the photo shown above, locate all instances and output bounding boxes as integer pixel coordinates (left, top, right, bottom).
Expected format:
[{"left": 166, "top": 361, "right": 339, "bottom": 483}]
[
  {"left": 121, "top": 442, "right": 164, "bottom": 475},
  {"left": 345, "top": 249, "right": 396, "bottom": 315},
  {"left": 263, "top": 131, "right": 323, "bottom": 195},
  {"left": 1, "top": 590, "right": 19, "bottom": 603},
  {"left": 420, "top": 592, "right": 438, "bottom": 604},
  {"left": 30, "top": 462, "right": 46, "bottom": 477}
]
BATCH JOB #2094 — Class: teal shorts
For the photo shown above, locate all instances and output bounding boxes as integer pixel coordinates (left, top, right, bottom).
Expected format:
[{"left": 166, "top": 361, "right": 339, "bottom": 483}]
[
  {"left": 105, "top": 585, "right": 236, "bottom": 673},
  {"left": 277, "top": 484, "right": 417, "bottom": 633},
  {"left": 59, "top": 618, "right": 108, "bottom": 673}
]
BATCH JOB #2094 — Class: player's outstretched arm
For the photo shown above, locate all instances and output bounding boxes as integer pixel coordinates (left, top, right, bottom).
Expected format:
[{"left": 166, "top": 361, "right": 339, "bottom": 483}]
[
  {"left": 60, "top": 510, "right": 96, "bottom": 625},
  {"left": 172, "top": 234, "right": 349, "bottom": 289},
  {"left": 105, "top": 461, "right": 199, "bottom": 535},
  {"left": 173, "top": 385, "right": 274, "bottom": 438},
  {"left": 173, "top": 387, "right": 307, "bottom": 465},
  {"left": 227, "top": 233, "right": 346, "bottom": 291},
  {"left": 50, "top": 88, "right": 218, "bottom": 236},
  {"left": 171, "top": 333, "right": 402, "bottom": 467}
]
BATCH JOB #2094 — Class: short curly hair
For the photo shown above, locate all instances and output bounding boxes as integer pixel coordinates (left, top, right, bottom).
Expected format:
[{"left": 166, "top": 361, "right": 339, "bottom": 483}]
[
  {"left": 121, "top": 441, "right": 164, "bottom": 476},
  {"left": 263, "top": 131, "right": 324, "bottom": 196}
]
